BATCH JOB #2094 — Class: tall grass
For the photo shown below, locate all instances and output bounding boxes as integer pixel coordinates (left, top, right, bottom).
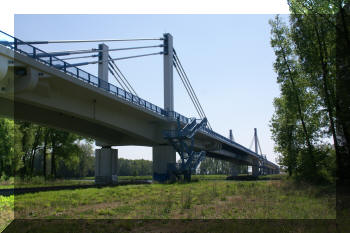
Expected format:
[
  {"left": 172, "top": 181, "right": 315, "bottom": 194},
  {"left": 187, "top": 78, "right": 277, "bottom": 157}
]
[{"left": 10, "top": 178, "right": 335, "bottom": 220}]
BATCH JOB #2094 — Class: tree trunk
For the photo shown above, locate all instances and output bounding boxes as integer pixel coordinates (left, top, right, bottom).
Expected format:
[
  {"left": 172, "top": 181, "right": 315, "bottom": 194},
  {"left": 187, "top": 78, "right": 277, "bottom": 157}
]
[
  {"left": 43, "top": 130, "right": 50, "bottom": 178},
  {"left": 277, "top": 34, "right": 315, "bottom": 167},
  {"left": 313, "top": 21, "right": 340, "bottom": 156},
  {"left": 337, "top": 5, "right": 350, "bottom": 182},
  {"left": 30, "top": 127, "right": 42, "bottom": 175},
  {"left": 51, "top": 135, "right": 56, "bottom": 178}
]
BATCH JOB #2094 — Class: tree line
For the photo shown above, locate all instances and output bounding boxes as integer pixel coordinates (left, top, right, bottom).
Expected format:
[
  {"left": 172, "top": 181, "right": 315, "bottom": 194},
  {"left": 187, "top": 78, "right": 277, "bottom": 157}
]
[
  {"left": 0, "top": 119, "right": 95, "bottom": 179},
  {"left": 269, "top": 0, "right": 349, "bottom": 183},
  {"left": 0, "top": 119, "right": 155, "bottom": 179}
]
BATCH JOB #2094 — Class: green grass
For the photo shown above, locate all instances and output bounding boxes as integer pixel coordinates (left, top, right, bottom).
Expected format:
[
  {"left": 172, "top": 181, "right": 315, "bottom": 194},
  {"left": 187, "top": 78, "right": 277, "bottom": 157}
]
[
  {"left": 0, "top": 195, "right": 14, "bottom": 232},
  {"left": 0, "top": 174, "right": 240, "bottom": 190},
  {"left": 192, "top": 174, "right": 228, "bottom": 180},
  {"left": 0, "top": 177, "right": 336, "bottom": 231},
  {"left": 12, "top": 179, "right": 335, "bottom": 220},
  {"left": 0, "top": 177, "right": 93, "bottom": 190},
  {"left": 83, "top": 174, "right": 230, "bottom": 181},
  {"left": 81, "top": 175, "right": 152, "bottom": 181}
]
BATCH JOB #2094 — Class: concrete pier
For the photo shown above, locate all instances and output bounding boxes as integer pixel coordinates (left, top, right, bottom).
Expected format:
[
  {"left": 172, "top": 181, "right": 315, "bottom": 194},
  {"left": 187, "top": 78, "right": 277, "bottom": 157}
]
[
  {"left": 230, "top": 163, "right": 240, "bottom": 176},
  {"left": 252, "top": 164, "right": 259, "bottom": 177},
  {"left": 152, "top": 145, "right": 176, "bottom": 182},
  {"left": 95, "top": 147, "right": 118, "bottom": 184}
]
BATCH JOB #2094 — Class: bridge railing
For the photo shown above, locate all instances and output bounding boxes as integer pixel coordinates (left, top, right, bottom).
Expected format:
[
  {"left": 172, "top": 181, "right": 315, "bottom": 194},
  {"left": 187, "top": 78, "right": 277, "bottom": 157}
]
[{"left": 0, "top": 30, "right": 273, "bottom": 165}]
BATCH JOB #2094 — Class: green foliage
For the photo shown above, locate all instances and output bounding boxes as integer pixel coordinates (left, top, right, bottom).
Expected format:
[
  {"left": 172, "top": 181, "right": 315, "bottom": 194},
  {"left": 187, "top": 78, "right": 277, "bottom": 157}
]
[
  {"left": 0, "top": 118, "right": 95, "bottom": 179},
  {"left": 198, "top": 157, "right": 232, "bottom": 175},
  {"left": 0, "top": 119, "right": 23, "bottom": 178},
  {"left": 117, "top": 158, "right": 152, "bottom": 176},
  {"left": 268, "top": 0, "right": 345, "bottom": 184}
]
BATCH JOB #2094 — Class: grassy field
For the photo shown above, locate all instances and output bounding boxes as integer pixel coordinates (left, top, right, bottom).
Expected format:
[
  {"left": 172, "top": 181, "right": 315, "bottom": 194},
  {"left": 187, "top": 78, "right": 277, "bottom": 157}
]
[
  {"left": 0, "top": 195, "right": 13, "bottom": 232},
  {"left": 13, "top": 179, "right": 334, "bottom": 219},
  {"left": 81, "top": 174, "right": 229, "bottom": 181},
  {"left": 1, "top": 175, "right": 336, "bottom": 231},
  {"left": 0, "top": 174, "right": 230, "bottom": 190},
  {"left": 82, "top": 175, "right": 153, "bottom": 181},
  {"left": 0, "top": 178, "right": 93, "bottom": 190}
]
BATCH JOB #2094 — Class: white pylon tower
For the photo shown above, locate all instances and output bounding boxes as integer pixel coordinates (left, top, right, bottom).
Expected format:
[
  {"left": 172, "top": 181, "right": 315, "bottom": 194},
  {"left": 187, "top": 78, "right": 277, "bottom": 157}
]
[{"left": 249, "top": 128, "right": 263, "bottom": 155}]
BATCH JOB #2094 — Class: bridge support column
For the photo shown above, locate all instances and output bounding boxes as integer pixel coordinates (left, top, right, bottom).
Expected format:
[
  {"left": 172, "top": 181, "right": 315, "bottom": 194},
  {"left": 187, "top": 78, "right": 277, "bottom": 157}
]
[
  {"left": 230, "top": 163, "right": 240, "bottom": 176},
  {"left": 263, "top": 167, "right": 267, "bottom": 175},
  {"left": 153, "top": 145, "right": 176, "bottom": 182},
  {"left": 252, "top": 165, "right": 259, "bottom": 177},
  {"left": 95, "top": 147, "right": 118, "bottom": 184}
]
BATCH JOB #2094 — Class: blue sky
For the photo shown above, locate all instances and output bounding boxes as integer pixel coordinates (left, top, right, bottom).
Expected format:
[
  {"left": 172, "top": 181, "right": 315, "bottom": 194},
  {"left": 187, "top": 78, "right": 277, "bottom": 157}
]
[{"left": 14, "top": 14, "right": 288, "bottom": 163}]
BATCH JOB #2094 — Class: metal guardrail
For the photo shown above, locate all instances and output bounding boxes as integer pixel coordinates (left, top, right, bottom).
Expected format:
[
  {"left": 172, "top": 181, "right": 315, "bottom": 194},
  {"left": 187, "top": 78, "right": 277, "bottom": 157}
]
[{"left": 0, "top": 30, "right": 275, "bottom": 166}]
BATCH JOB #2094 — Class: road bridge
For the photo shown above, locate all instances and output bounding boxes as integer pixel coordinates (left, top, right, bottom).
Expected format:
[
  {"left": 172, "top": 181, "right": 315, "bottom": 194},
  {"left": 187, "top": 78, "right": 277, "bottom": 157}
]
[{"left": 0, "top": 30, "right": 279, "bottom": 183}]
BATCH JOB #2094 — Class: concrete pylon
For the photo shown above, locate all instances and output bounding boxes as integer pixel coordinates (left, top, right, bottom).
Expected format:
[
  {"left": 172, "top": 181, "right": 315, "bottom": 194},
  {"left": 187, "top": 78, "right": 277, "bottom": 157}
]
[
  {"left": 163, "top": 33, "right": 174, "bottom": 112},
  {"left": 153, "top": 145, "right": 176, "bottom": 182},
  {"left": 152, "top": 33, "right": 177, "bottom": 182},
  {"left": 95, "top": 147, "right": 118, "bottom": 184},
  {"left": 98, "top": 43, "right": 109, "bottom": 82}
]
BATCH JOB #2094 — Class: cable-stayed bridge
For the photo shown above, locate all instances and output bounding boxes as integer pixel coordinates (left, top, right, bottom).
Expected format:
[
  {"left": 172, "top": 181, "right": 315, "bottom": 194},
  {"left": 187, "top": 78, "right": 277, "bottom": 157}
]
[{"left": 0, "top": 30, "right": 279, "bottom": 183}]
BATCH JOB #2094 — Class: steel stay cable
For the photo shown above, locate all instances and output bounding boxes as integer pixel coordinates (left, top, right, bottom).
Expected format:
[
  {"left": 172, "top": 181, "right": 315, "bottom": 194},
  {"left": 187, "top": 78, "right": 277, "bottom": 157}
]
[
  {"left": 109, "top": 60, "right": 136, "bottom": 96},
  {"left": 249, "top": 136, "right": 255, "bottom": 150},
  {"left": 60, "top": 54, "right": 98, "bottom": 61},
  {"left": 54, "top": 52, "right": 163, "bottom": 68},
  {"left": 108, "top": 67, "right": 128, "bottom": 92},
  {"left": 108, "top": 61, "right": 136, "bottom": 96},
  {"left": 36, "top": 44, "right": 163, "bottom": 57},
  {"left": 108, "top": 62, "right": 135, "bottom": 95},
  {"left": 173, "top": 54, "right": 206, "bottom": 119},
  {"left": 173, "top": 50, "right": 209, "bottom": 125},
  {"left": 109, "top": 55, "right": 138, "bottom": 96},
  {"left": 174, "top": 60, "right": 204, "bottom": 120},
  {"left": 35, "top": 48, "right": 100, "bottom": 57},
  {"left": 173, "top": 50, "right": 212, "bottom": 129},
  {"left": 257, "top": 135, "right": 263, "bottom": 155},
  {"left": 173, "top": 59, "right": 204, "bottom": 119},
  {"left": 18, "top": 38, "right": 164, "bottom": 44}
]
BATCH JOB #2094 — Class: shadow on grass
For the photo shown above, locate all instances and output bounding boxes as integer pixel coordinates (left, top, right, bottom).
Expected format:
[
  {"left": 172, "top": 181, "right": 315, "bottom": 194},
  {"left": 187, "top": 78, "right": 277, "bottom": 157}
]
[
  {"left": 3, "top": 219, "right": 338, "bottom": 233},
  {"left": 226, "top": 175, "right": 282, "bottom": 181},
  {"left": 0, "top": 180, "right": 151, "bottom": 197}
]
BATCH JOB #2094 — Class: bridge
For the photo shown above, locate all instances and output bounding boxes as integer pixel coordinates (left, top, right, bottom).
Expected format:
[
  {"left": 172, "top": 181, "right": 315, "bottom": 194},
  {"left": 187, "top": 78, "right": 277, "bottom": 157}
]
[{"left": 0, "top": 30, "right": 279, "bottom": 183}]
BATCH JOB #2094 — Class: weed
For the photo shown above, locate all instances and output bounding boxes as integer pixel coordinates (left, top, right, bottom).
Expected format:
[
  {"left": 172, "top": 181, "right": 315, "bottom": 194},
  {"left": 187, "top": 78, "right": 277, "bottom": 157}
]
[
  {"left": 181, "top": 189, "right": 192, "bottom": 209},
  {"left": 211, "top": 183, "right": 218, "bottom": 198}
]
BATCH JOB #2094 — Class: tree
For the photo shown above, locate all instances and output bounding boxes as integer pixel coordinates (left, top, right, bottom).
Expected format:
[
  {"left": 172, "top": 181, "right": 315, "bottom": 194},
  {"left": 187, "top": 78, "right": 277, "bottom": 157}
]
[
  {"left": 287, "top": 0, "right": 350, "bottom": 181},
  {"left": 49, "top": 129, "right": 82, "bottom": 178},
  {"left": 271, "top": 95, "right": 298, "bottom": 176},
  {"left": 270, "top": 15, "right": 319, "bottom": 178}
]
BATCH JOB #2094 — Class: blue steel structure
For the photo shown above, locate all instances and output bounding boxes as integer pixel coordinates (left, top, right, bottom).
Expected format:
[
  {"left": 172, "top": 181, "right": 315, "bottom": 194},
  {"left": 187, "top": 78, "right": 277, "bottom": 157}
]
[
  {"left": 163, "top": 117, "right": 208, "bottom": 181},
  {"left": 0, "top": 30, "right": 278, "bottom": 178}
]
